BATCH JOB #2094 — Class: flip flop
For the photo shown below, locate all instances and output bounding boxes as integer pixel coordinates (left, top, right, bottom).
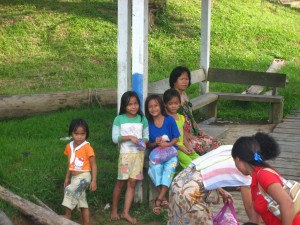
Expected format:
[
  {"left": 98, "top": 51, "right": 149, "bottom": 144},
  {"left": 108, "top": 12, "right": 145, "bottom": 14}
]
[{"left": 153, "top": 198, "right": 162, "bottom": 215}]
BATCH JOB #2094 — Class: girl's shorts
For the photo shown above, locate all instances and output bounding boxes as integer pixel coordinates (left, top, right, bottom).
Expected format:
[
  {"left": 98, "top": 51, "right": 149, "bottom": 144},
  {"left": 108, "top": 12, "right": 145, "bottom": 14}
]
[
  {"left": 62, "top": 172, "right": 91, "bottom": 210},
  {"left": 118, "top": 152, "right": 144, "bottom": 180}
]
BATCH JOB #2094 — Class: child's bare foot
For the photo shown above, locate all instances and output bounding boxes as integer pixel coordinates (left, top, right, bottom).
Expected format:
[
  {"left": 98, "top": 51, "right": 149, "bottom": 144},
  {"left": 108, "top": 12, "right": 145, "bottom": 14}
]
[
  {"left": 110, "top": 213, "right": 120, "bottom": 220},
  {"left": 121, "top": 213, "right": 137, "bottom": 224}
]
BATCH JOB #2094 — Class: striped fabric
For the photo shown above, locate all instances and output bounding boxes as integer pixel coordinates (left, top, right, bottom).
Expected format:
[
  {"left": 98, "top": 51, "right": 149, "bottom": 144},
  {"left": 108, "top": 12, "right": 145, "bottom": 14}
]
[{"left": 190, "top": 145, "right": 251, "bottom": 190}]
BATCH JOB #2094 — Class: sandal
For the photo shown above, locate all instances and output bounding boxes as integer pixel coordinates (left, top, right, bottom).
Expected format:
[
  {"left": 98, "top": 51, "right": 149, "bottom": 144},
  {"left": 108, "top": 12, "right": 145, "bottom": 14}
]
[
  {"left": 160, "top": 199, "right": 168, "bottom": 207},
  {"left": 152, "top": 198, "right": 162, "bottom": 215}
]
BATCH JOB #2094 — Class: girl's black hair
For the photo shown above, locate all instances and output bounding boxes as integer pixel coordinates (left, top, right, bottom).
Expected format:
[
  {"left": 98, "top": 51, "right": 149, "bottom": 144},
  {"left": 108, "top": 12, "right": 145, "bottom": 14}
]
[
  {"left": 231, "top": 132, "right": 280, "bottom": 167},
  {"left": 169, "top": 66, "right": 191, "bottom": 89},
  {"left": 163, "top": 88, "right": 181, "bottom": 104},
  {"left": 119, "top": 91, "right": 143, "bottom": 120},
  {"left": 145, "top": 94, "right": 168, "bottom": 122},
  {"left": 68, "top": 118, "right": 89, "bottom": 139}
]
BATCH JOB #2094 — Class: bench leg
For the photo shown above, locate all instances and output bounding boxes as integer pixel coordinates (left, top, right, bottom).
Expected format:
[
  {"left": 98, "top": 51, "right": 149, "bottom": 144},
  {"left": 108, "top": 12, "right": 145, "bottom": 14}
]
[
  {"left": 148, "top": 180, "right": 158, "bottom": 208},
  {"left": 134, "top": 167, "right": 149, "bottom": 203},
  {"left": 270, "top": 102, "right": 283, "bottom": 124},
  {"left": 203, "top": 101, "right": 217, "bottom": 119}
]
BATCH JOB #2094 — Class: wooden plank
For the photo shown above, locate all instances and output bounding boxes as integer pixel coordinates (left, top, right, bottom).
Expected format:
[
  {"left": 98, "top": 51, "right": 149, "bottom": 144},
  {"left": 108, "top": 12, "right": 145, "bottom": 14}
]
[
  {"left": 213, "top": 92, "right": 283, "bottom": 102},
  {"left": 190, "top": 93, "right": 218, "bottom": 110},
  {"left": 273, "top": 127, "right": 300, "bottom": 133},
  {"left": 275, "top": 123, "right": 300, "bottom": 129},
  {"left": 208, "top": 68, "right": 286, "bottom": 87},
  {"left": 271, "top": 133, "right": 300, "bottom": 139},
  {"left": 276, "top": 141, "right": 300, "bottom": 147},
  {"left": 148, "top": 69, "right": 205, "bottom": 94},
  {"left": 281, "top": 117, "right": 300, "bottom": 121}
]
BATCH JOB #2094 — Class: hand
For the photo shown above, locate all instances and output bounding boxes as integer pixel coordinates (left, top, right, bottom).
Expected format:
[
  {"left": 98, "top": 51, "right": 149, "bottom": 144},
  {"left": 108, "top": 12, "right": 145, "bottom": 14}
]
[
  {"left": 64, "top": 178, "right": 70, "bottom": 188},
  {"left": 159, "top": 141, "right": 169, "bottom": 148},
  {"left": 198, "top": 129, "right": 204, "bottom": 137},
  {"left": 90, "top": 180, "right": 97, "bottom": 192},
  {"left": 219, "top": 188, "right": 234, "bottom": 204},
  {"left": 129, "top": 136, "right": 139, "bottom": 144},
  {"left": 155, "top": 136, "right": 162, "bottom": 144}
]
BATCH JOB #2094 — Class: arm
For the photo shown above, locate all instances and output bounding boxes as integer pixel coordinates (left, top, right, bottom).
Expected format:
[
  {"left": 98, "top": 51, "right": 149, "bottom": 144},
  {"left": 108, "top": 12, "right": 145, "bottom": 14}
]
[
  {"left": 218, "top": 188, "right": 233, "bottom": 204},
  {"left": 64, "top": 169, "right": 71, "bottom": 188},
  {"left": 159, "top": 137, "right": 179, "bottom": 148},
  {"left": 89, "top": 156, "right": 97, "bottom": 192},
  {"left": 240, "top": 186, "right": 261, "bottom": 224},
  {"left": 267, "top": 183, "right": 294, "bottom": 225}
]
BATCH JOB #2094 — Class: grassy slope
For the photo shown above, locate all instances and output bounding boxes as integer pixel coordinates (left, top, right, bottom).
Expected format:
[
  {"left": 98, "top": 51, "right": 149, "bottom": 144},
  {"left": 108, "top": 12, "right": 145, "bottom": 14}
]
[{"left": 0, "top": 0, "right": 299, "bottom": 121}]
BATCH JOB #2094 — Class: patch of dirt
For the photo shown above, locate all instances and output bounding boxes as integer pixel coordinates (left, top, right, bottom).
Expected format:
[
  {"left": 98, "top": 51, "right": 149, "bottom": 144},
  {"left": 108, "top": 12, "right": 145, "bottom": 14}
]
[{"left": 218, "top": 121, "right": 276, "bottom": 145}]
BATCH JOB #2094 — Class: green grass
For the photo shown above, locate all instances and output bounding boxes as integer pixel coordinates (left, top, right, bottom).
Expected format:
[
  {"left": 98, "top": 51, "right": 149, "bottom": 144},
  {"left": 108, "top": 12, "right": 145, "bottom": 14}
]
[
  {"left": 0, "top": 0, "right": 299, "bottom": 121},
  {"left": 0, "top": 0, "right": 300, "bottom": 223},
  {"left": 0, "top": 107, "right": 168, "bottom": 224}
]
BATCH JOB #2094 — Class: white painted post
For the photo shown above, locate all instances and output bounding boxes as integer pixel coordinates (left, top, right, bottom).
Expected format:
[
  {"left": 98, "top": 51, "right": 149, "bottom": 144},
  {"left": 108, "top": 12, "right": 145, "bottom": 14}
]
[
  {"left": 131, "top": 0, "right": 148, "bottom": 112},
  {"left": 132, "top": 0, "right": 149, "bottom": 203},
  {"left": 117, "top": 0, "right": 132, "bottom": 112},
  {"left": 200, "top": 0, "right": 211, "bottom": 94}
]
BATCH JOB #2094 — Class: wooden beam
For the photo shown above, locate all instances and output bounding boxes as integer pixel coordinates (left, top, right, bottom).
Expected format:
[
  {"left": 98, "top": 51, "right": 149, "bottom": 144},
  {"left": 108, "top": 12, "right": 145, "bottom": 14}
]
[
  {"left": 117, "top": 0, "right": 131, "bottom": 111},
  {"left": 132, "top": 0, "right": 148, "bottom": 110},
  {"left": 200, "top": 0, "right": 211, "bottom": 94},
  {"left": 0, "top": 185, "right": 79, "bottom": 225}
]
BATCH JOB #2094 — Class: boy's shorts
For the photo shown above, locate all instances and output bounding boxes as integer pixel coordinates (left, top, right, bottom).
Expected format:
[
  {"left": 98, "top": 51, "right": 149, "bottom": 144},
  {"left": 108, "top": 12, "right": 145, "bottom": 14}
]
[
  {"left": 117, "top": 152, "right": 144, "bottom": 180},
  {"left": 62, "top": 172, "right": 91, "bottom": 210}
]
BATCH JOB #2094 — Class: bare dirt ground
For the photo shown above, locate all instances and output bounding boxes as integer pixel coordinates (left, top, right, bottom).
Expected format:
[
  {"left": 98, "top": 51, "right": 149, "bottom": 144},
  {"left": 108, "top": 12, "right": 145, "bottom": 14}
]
[{"left": 12, "top": 122, "right": 275, "bottom": 225}]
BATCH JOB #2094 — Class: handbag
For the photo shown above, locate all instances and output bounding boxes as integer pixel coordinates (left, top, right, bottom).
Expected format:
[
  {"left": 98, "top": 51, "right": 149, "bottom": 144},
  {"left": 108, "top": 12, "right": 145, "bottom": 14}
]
[
  {"left": 258, "top": 168, "right": 300, "bottom": 219},
  {"left": 149, "top": 146, "right": 178, "bottom": 164},
  {"left": 212, "top": 203, "right": 239, "bottom": 225}
]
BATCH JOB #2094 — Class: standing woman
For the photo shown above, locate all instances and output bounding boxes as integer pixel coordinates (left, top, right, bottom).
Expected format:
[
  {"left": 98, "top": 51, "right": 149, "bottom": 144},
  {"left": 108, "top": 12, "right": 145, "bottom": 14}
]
[
  {"left": 169, "top": 66, "right": 221, "bottom": 155},
  {"left": 231, "top": 132, "right": 300, "bottom": 225}
]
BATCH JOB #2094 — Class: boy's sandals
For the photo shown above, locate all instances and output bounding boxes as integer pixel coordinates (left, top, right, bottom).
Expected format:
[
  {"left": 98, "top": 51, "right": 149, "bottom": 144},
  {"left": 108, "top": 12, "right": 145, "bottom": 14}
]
[{"left": 153, "top": 198, "right": 162, "bottom": 215}]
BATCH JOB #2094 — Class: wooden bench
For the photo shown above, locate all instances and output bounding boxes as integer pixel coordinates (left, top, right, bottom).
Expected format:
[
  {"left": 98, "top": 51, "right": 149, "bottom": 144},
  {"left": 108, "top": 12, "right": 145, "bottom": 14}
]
[
  {"left": 135, "top": 67, "right": 286, "bottom": 204},
  {"left": 207, "top": 68, "right": 286, "bottom": 124}
]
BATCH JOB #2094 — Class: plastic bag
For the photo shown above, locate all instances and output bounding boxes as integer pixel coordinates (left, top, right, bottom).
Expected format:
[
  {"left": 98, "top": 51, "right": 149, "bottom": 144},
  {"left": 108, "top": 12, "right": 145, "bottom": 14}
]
[
  {"left": 212, "top": 203, "right": 239, "bottom": 225},
  {"left": 149, "top": 146, "right": 177, "bottom": 164}
]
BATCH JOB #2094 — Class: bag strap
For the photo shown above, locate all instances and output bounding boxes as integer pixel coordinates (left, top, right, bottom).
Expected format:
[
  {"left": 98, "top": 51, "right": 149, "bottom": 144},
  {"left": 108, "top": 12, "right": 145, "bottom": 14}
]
[
  {"left": 213, "top": 203, "right": 229, "bottom": 222},
  {"left": 228, "top": 203, "right": 238, "bottom": 221},
  {"left": 257, "top": 168, "right": 284, "bottom": 203},
  {"left": 213, "top": 203, "right": 239, "bottom": 224}
]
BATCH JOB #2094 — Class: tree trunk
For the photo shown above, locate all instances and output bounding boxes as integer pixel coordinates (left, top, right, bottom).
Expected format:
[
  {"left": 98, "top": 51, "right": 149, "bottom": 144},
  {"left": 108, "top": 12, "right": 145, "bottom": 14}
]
[
  {"left": 0, "top": 185, "right": 80, "bottom": 225},
  {"left": 0, "top": 88, "right": 117, "bottom": 120}
]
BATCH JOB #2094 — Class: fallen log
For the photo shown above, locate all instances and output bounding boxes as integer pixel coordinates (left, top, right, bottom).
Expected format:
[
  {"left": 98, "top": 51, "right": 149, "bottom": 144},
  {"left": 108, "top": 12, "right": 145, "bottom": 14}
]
[
  {"left": 32, "top": 195, "right": 55, "bottom": 213},
  {"left": 0, "top": 185, "right": 79, "bottom": 225},
  {"left": 0, "top": 88, "right": 117, "bottom": 120},
  {"left": 0, "top": 210, "right": 13, "bottom": 225}
]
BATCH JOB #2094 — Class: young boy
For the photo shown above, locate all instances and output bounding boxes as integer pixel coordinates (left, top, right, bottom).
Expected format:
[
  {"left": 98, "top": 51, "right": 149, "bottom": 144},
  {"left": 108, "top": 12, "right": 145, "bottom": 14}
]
[{"left": 62, "top": 119, "right": 97, "bottom": 225}]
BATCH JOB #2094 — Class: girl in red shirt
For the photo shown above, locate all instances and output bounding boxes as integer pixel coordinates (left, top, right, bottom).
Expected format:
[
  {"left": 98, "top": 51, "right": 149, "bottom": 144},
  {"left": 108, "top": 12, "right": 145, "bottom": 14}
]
[{"left": 231, "top": 132, "right": 300, "bottom": 225}]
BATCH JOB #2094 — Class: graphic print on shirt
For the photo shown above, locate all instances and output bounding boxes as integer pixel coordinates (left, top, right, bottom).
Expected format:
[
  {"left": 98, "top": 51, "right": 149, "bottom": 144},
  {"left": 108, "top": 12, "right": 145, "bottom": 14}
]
[{"left": 74, "top": 157, "right": 84, "bottom": 170}]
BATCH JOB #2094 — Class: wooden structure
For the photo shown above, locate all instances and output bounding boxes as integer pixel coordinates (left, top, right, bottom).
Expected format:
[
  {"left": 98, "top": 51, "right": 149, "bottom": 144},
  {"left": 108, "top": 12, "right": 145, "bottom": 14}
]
[
  {"left": 135, "top": 67, "right": 286, "bottom": 203},
  {"left": 148, "top": 68, "right": 286, "bottom": 124},
  {"left": 117, "top": 0, "right": 213, "bottom": 110},
  {"left": 211, "top": 109, "right": 300, "bottom": 224}
]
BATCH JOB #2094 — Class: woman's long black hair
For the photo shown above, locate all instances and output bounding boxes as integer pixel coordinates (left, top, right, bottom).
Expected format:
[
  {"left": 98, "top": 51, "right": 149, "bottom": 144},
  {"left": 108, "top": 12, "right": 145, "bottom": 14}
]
[{"left": 231, "top": 132, "right": 280, "bottom": 167}]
